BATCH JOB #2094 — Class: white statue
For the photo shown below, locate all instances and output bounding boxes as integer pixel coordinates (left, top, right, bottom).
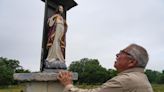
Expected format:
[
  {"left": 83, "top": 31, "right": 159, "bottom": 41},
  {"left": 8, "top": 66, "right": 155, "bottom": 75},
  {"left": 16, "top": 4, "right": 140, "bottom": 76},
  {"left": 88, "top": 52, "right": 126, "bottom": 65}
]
[{"left": 45, "top": 5, "right": 67, "bottom": 69}]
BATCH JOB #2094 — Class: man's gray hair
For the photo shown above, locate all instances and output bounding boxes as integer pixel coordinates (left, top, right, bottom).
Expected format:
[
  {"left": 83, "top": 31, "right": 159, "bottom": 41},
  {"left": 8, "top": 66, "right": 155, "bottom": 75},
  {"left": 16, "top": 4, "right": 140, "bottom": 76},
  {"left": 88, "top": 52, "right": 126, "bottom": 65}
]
[{"left": 126, "top": 44, "right": 149, "bottom": 68}]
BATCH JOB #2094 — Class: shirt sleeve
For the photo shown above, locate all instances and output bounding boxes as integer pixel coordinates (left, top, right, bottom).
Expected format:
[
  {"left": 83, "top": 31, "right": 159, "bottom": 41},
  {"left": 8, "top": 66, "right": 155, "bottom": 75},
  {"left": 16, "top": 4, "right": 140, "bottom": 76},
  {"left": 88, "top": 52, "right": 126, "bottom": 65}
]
[{"left": 63, "top": 79, "right": 123, "bottom": 92}]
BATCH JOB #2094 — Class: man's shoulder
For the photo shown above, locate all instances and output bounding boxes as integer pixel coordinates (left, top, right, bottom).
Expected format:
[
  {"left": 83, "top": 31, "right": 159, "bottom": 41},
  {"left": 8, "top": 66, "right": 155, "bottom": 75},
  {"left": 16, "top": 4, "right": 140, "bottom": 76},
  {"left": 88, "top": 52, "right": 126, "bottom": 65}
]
[
  {"left": 109, "top": 71, "right": 151, "bottom": 88},
  {"left": 112, "top": 71, "right": 145, "bottom": 83}
]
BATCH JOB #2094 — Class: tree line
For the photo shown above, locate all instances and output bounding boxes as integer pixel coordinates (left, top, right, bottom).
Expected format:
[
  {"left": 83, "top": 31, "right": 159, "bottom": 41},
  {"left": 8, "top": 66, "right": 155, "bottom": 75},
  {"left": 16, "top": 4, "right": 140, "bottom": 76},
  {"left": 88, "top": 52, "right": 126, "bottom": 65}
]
[
  {"left": 69, "top": 58, "right": 164, "bottom": 85},
  {"left": 0, "top": 57, "right": 163, "bottom": 86}
]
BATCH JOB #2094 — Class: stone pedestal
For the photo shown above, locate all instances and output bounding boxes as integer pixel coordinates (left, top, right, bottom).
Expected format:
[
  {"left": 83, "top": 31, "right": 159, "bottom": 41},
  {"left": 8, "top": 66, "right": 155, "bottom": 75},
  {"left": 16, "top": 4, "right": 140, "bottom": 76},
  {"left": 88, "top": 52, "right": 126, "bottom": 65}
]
[{"left": 14, "top": 72, "right": 78, "bottom": 92}]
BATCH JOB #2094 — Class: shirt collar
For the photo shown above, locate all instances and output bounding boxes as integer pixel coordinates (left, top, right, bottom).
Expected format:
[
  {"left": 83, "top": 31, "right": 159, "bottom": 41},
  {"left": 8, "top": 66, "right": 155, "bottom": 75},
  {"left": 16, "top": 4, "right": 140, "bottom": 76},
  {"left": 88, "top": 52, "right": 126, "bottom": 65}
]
[{"left": 118, "top": 67, "right": 145, "bottom": 75}]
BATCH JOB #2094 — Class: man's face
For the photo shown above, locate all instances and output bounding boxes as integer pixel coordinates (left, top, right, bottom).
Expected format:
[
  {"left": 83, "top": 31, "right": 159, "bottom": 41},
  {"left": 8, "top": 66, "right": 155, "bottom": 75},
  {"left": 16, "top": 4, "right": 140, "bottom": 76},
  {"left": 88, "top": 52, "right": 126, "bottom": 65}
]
[{"left": 114, "top": 48, "right": 135, "bottom": 72}]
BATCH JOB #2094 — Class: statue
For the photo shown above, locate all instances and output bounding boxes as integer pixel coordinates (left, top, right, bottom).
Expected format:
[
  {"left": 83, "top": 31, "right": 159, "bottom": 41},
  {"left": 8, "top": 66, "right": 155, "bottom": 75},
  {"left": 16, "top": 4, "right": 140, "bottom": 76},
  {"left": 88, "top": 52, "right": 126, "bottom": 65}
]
[{"left": 45, "top": 5, "right": 67, "bottom": 69}]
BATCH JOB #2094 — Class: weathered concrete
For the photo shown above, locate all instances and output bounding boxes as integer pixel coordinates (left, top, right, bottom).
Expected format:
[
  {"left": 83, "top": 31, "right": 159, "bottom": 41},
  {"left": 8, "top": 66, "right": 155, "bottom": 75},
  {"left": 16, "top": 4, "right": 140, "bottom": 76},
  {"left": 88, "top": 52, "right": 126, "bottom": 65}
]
[
  {"left": 22, "top": 82, "right": 63, "bottom": 92},
  {"left": 14, "top": 72, "right": 78, "bottom": 81},
  {"left": 14, "top": 72, "right": 78, "bottom": 92}
]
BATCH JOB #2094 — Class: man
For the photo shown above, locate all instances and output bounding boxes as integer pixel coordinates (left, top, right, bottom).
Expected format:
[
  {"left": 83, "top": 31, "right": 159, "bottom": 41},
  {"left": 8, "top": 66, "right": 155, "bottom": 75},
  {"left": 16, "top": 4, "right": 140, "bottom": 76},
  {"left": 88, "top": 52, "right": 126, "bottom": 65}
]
[{"left": 57, "top": 44, "right": 153, "bottom": 92}]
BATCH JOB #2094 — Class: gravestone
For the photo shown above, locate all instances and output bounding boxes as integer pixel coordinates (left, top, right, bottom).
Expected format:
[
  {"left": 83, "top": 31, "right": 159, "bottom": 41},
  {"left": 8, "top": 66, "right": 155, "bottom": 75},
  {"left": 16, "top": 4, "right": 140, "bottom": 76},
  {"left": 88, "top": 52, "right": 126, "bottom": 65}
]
[{"left": 14, "top": 0, "right": 78, "bottom": 92}]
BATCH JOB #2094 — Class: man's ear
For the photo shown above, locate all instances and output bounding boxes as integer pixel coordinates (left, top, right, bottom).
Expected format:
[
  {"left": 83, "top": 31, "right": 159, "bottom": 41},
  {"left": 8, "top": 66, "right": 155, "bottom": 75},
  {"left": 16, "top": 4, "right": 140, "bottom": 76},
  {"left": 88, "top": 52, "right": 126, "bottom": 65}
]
[{"left": 128, "top": 60, "right": 138, "bottom": 68}]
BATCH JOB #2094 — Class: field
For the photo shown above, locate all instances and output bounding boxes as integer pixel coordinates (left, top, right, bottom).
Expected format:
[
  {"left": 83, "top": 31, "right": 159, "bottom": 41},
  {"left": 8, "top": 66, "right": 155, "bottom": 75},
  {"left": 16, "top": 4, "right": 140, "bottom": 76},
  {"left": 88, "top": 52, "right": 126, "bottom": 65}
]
[
  {"left": 0, "top": 84, "right": 164, "bottom": 92},
  {"left": 152, "top": 84, "right": 164, "bottom": 92},
  {"left": 0, "top": 85, "right": 23, "bottom": 92}
]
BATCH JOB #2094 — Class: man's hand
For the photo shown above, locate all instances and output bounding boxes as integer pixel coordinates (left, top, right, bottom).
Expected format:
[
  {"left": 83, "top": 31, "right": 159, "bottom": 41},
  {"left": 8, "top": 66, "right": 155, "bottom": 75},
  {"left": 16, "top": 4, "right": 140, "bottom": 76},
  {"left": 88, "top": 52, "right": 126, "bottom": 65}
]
[{"left": 57, "top": 71, "right": 73, "bottom": 86}]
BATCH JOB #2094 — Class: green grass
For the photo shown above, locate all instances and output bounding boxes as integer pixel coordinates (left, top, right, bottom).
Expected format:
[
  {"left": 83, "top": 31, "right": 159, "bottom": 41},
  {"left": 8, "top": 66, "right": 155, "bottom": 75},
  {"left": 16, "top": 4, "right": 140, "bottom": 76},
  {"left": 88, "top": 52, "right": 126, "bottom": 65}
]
[
  {"left": 0, "top": 85, "right": 23, "bottom": 92},
  {"left": 152, "top": 84, "right": 164, "bottom": 92},
  {"left": 0, "top": 84, "right": 164, "bottom": 92}
]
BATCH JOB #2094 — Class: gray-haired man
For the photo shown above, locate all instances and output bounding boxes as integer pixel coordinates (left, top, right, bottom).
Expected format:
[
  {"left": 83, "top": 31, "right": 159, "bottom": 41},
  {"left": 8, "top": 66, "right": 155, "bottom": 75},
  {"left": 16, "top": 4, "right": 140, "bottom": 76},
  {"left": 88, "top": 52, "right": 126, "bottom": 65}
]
[{"left": 58, "top": 44, "right": 153, "bottom": 92}]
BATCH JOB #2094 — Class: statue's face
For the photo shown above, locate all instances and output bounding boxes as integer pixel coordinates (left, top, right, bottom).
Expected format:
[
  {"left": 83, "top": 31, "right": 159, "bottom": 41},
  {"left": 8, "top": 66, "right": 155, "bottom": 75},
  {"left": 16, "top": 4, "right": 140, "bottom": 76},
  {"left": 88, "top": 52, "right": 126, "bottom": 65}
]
[{"left": 59, "top": 6, "right": 64, "bottom": 13}]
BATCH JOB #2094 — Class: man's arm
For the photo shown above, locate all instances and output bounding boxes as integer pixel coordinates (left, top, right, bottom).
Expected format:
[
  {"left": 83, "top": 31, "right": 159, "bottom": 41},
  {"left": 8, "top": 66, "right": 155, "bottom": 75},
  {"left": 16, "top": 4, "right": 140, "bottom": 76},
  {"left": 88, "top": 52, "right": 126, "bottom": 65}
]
[{"left": 57, "top": 71, "right": 123, "bottom": 92}]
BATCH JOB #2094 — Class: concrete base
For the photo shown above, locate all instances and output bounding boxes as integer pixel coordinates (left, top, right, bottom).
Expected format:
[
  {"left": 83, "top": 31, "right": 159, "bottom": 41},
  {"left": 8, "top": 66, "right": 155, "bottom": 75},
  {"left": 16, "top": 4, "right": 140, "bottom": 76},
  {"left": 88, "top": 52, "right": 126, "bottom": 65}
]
[
  {"left": 22, "top": 82, "right": 63, "bottom": 92},
  {"left": 14, "top": 71, "right": 78, "bottom": 92}
]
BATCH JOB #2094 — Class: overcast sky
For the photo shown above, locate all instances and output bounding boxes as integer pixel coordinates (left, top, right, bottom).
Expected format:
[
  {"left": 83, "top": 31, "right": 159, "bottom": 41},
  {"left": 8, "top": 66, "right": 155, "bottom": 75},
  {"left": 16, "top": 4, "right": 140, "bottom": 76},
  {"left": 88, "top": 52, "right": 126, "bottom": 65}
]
[{"left": 0, "top": 0, "right": 164, "bottom": 71}]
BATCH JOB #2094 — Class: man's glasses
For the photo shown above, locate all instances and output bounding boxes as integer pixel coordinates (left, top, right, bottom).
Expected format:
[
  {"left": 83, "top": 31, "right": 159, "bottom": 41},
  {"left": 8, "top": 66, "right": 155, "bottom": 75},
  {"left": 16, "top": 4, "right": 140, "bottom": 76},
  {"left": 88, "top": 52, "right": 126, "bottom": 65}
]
[{"left": 120, "top": 50, "right": 134, "bottom": 59}]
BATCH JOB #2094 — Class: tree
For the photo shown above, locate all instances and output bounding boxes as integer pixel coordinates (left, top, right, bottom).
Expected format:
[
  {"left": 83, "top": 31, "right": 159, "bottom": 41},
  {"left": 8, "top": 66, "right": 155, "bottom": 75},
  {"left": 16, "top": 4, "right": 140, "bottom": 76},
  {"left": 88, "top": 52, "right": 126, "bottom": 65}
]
[
  {"left": 107, "top": 69, "right": 117, "bottom": 79},
  {"left": 145, "top": 69, "right": 162, "bottom": 84},
  {"left": 69, "top": 58, "right": 116, "bottom": 84},
  {"left": 156, "top": 74, "right": 164, "bottom": 84},
  {"left": 0, "top": 57, "right": 30, "bottom": 86},
  {"left": 156, "top": 70, "right": 164, "bottom": 84},
  {"left": 15, "top": 68, "right": 30, "bottom": 73},
  {"left": 0, "top": 57, "right": 20, "bottom": 85}
]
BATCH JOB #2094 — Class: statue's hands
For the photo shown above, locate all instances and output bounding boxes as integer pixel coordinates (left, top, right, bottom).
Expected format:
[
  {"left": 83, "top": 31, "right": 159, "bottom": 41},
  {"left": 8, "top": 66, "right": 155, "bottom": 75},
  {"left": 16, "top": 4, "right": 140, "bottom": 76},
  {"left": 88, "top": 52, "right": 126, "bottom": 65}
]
[
  {"left": 47, "top": 14, "right": 57, "bottom": 27},
  {"left": 57, "top": 71, "right": 73, "bottom": 86}
]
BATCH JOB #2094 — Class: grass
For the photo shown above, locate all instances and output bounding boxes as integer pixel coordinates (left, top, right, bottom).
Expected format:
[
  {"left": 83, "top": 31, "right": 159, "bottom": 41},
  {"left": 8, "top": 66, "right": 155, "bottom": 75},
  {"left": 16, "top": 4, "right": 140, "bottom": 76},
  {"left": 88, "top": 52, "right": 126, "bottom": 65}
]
[
  {"left": 0, "top": 85, "right": 23, "bottom": 92},
  {"left": 152, "top": 84, "right": 164, "bottom": 92},
  {"left": 0, "top": 84, "right": 164, "bottom": 92}
]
